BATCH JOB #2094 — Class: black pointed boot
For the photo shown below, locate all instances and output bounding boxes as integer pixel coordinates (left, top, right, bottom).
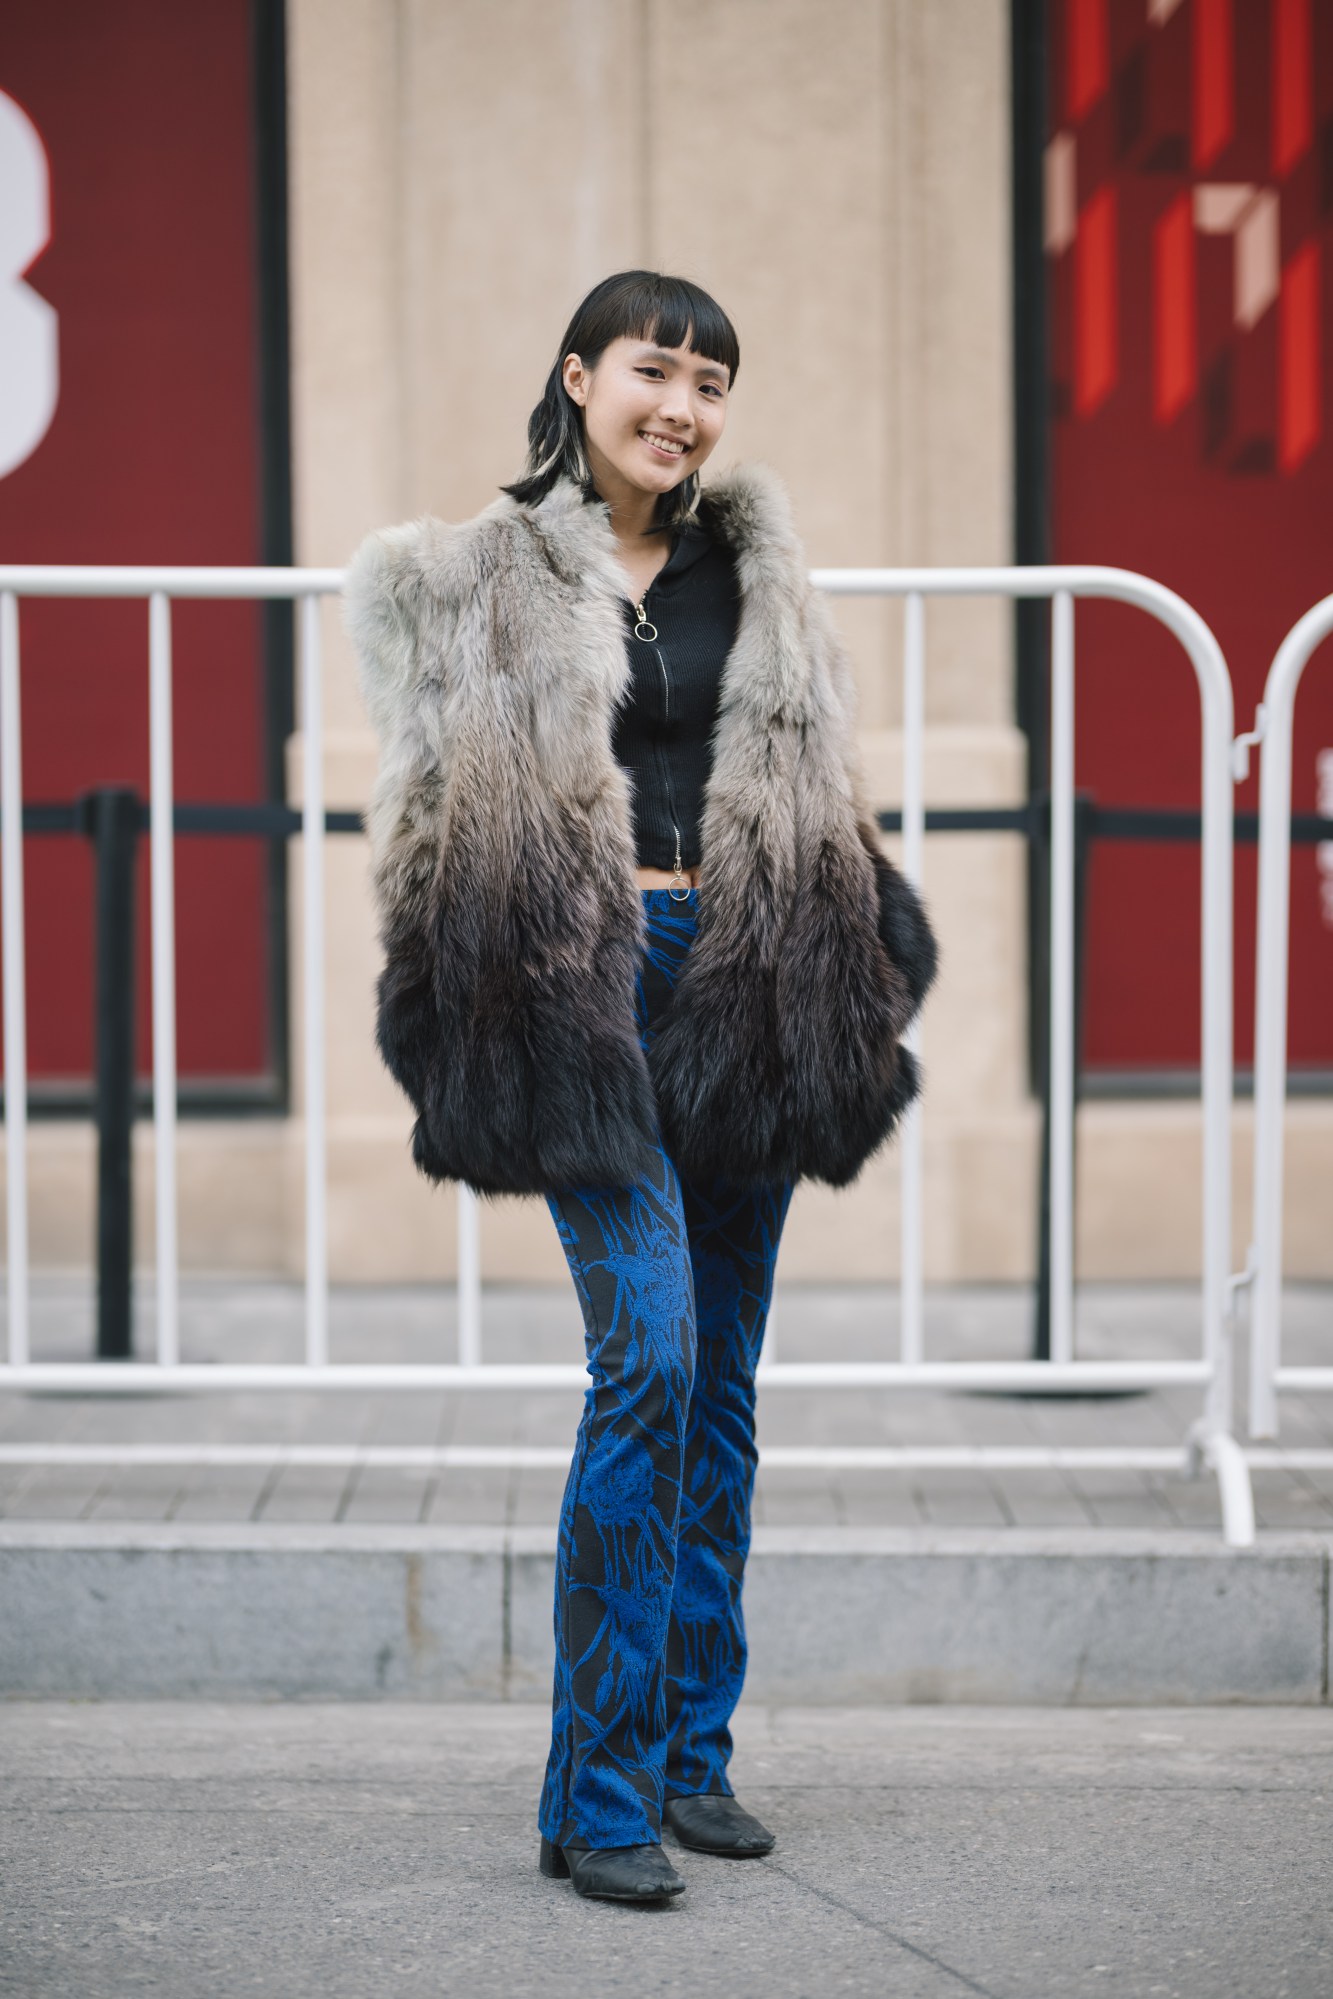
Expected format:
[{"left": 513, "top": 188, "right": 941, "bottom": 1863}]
[
  {"left": 539, "top": 1837, "right": 686, "bottom": 1903},
  {"left": 663, "top": 1794, "right": 775, "bottom": 1856}
]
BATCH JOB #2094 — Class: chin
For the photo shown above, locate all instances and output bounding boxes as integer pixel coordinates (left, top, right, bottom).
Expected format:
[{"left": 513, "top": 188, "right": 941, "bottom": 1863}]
[{"left": 622, "top": 466, "right": 685, "bottom": 497}]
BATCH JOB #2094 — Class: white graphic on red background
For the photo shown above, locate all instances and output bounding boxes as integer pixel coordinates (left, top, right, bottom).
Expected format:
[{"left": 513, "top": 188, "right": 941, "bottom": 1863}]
[
  {"left": 0, "top": 90, "right": 57, "bottom": 479},
  {"left": 1043, "top": 0, "right": 1321, "bottom": 472}
]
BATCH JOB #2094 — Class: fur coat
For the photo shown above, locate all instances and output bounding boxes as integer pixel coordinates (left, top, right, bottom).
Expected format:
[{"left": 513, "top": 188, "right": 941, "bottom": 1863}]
[{"left": 344, "top": 462, "right": 937, "bottom": 1197}]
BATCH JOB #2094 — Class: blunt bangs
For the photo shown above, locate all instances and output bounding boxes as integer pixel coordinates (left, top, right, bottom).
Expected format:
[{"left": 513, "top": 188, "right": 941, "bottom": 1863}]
[
  {"left": 501, "top": 270, "right": 740, "bottom": 531},
  {"left": 582, "top": 272, "right": 740, "bottom": 386}
]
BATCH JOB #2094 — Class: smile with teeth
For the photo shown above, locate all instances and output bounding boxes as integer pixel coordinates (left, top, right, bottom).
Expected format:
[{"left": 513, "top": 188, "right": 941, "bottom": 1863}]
[{"left": 639, "top": 430, "right": 688, "bottom": 456}]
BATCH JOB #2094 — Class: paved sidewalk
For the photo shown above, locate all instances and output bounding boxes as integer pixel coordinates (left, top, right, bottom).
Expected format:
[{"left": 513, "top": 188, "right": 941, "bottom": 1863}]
[
  {"left": 2, "top": 1277, "right": 1332, "bottom": 1532},
  {"left": 2, "top": 1701, "right": 1330, "bottom": 1998}
]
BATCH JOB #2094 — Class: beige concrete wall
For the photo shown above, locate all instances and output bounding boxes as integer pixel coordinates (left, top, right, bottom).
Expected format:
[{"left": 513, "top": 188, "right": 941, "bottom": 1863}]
[
  {"left": 10, "top": 1101, "right": 1333, "bottom": 1287},
  {"left": 287, "top": 0, "right": 1014, "bottom": 712},
  {"left": 276, "top": 0, "right": 1050, "bottom": 1286}
]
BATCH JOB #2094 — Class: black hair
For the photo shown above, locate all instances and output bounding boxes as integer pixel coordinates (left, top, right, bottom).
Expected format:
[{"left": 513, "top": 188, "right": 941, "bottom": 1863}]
[{"left": 501, "top": 270, "right": 740, "bottom": 532}]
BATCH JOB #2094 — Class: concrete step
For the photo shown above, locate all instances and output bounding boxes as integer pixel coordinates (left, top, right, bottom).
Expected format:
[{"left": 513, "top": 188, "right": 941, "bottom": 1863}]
[{"left": 3, "top": 1521, "right": 1329, "bottom": 1704}]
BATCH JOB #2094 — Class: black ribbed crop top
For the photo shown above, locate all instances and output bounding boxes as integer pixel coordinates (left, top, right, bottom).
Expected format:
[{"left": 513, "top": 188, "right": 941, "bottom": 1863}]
[{"left": 609, "top": 513, "right": 742, "bottom": 871}]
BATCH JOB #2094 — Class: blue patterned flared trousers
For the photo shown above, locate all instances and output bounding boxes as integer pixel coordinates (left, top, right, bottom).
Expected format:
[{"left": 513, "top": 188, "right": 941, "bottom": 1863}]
[{"left": 538, "top": 888, "right": 793, "bottom": 1851}]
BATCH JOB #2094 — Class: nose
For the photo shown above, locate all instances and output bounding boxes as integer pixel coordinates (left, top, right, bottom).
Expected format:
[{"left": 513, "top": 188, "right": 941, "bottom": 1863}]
[{"left": 655, "top": 379, "right": 693, "bottom": 427}]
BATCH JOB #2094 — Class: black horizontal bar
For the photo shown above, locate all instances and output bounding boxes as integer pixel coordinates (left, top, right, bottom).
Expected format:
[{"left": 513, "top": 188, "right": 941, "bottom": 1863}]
[
  {"left": 168, "top": 804, "right": 366, "bottom": 836},
  {"left": 1080, "top": 806, "right": 1333, "bottom": 845},
  {"left": 875, "top": 805, "right": 1333, "bottom": 845},
  {"left": 22, "top": 803, "right": 80, "bottom": 833},
  {"left": 14, "top": 799, "right": 1333, "bottom": 844},
  {"left": 21, "top": 802, "right": 366, "bottom": 837},
  {"left": 876, "top": 807, "right": 1045, "bottom": 835}
]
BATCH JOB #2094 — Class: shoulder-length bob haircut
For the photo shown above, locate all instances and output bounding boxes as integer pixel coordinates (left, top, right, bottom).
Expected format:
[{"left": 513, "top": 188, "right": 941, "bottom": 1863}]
[{"left": 502, "top": 270, "right": 740, "bottom": 533}]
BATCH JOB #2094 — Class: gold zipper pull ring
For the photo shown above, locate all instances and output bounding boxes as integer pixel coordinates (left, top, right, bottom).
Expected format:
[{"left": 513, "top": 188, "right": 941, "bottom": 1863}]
[{"left": 632, "top": 600, "right": 658, "bottom": 642}]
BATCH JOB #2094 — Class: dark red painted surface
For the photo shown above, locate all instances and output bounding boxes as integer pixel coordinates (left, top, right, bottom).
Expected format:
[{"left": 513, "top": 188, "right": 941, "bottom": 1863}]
[
  {"left": 0, "top": 1, "right": 270, "bottom": 1088},
  {"left": 1048, "top": 0, "right": 1333, "bottom": 1075}
]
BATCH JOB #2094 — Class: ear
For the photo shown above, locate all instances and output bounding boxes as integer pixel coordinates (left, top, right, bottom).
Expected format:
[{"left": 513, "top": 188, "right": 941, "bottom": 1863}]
[{"left": 562, "top": 352, "right": 587, "bottom": 406}]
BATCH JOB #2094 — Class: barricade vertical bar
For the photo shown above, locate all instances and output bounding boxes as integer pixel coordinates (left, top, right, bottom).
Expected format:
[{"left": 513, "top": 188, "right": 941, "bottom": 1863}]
[
  {"left": 1199, "top": 622, "right": 1235, "bottom": 1438},
  {"left": 456, "top": 1185, "right": 481, "bottom": 1367},
  {"left": 0, "top": 593, "right": 30, "bottom": 1366},
  {"left": 899, "top": 592, "right": 926, "bottom": 1364},
  {"left": 1248, "top": 646, "right": 1302, "bottom": 1436},
  {"left": 148, "top": 592, "right": 179, "bottom": 1365},
  {"left": 300, "top": 594, "right": 328, "bottom": 1368},
  {"left": 1049, "top": 591, "right": 1075, "bottom": 1365}
]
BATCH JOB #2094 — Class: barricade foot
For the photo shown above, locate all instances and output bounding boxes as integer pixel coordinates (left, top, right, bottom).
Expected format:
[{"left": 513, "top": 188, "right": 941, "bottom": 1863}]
[{"left": 1183, "top": 1423, "right": 1255, "bottom": 1547}]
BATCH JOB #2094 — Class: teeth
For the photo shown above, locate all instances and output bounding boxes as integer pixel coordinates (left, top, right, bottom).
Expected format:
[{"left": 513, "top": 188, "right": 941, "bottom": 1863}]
[{"left": 641, "top": 431, "right": 685, "bottom": 454}]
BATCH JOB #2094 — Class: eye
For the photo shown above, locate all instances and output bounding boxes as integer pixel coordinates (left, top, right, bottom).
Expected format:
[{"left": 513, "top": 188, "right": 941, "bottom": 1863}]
[
  {"left": 700, "top": 383, "right": 725, "bottom": 398},
  {"left": 636, "top": 366, "right": 666, "bottom": 379}
]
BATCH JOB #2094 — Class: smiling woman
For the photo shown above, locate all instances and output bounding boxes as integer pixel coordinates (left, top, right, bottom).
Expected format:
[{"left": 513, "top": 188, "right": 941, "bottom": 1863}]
[
  {"left": 503, "top": 272, "right": 740, "bottom": 893},
  {"left": 345, "top": 268, "right": 937, "bottom": 1908},
  {"left": 560, "top": 332, "right": 730, "bottom": 637},
  {"left": 503, "top": 270, "right": 739, "bottom": 526}
]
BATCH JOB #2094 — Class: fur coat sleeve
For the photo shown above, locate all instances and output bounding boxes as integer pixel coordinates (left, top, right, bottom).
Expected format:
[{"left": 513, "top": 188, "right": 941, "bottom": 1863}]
[
  {"left": 346, "top": 501, "right": 662, "bottom": 1194},
  {"left": 804, "top": 583, "right": 939, "bottom": 1022},
  {"left": 344, "top": 522, "right": 458, "bottom": 1144}
]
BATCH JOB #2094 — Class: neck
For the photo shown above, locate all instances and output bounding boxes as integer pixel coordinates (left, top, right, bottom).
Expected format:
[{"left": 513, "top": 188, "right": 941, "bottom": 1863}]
[
  {"left": 605, "top": 490, "right": 662, "bottom": 545},
  {"left": 584, "top": 451, "right": 669, "bottom": 547}
]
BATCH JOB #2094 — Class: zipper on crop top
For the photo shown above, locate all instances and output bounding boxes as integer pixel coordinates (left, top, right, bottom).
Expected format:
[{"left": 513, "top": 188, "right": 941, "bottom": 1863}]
[{"left": 633, "top": 596, "right": 690, "bottom": 897}]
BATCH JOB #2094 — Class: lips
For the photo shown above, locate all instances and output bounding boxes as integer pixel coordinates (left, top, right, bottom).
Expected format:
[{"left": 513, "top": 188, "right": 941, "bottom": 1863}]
[{"left": 639, "top": 430, "right": 688, "bottom": 458}]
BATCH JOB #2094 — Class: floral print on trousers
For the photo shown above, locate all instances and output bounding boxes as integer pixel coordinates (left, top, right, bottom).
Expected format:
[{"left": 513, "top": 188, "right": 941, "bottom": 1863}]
[{"left": 539, "top": 888, "right": 793, "bottom": 1851}]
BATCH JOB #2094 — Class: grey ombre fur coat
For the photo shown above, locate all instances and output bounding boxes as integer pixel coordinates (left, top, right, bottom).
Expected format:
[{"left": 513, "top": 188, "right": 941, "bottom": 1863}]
[{"left": 344, "top": 462, "right": 937, "bottom": 1197}]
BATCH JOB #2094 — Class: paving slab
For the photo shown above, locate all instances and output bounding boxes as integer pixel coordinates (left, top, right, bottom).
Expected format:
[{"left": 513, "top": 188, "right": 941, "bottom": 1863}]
[
  {"left": 1, "top": 1701, "right": 1330, "bottom": 1999},
  {"left": 2, "top": 1278, "right": 1332, "bottom": 1534}
]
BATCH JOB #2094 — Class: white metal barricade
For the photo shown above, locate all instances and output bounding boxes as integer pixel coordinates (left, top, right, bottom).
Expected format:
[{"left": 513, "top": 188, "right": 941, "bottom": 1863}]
[
  {"left": 0, "top": 564, "right": 1254, "bottom": 1544},
  {"left": 1244, "top": 592, "right": 1333, "bottom": 1445}
]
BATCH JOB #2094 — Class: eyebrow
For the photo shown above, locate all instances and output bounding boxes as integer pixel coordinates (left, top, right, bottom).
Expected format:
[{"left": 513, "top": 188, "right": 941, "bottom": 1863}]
[{"left": 639, "top": 345, "right": 729, "bottom": 384}]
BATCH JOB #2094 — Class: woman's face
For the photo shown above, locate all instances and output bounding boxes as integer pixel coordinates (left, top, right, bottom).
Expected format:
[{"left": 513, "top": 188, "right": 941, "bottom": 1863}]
[{"left": 562, "top": 334, "right": 729, "bottom": 506}]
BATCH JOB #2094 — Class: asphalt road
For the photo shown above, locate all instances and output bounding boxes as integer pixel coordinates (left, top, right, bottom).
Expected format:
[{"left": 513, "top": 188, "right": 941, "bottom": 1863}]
[{"left": 2, "top": 1702, "right": 1330, "bottom": 1998}]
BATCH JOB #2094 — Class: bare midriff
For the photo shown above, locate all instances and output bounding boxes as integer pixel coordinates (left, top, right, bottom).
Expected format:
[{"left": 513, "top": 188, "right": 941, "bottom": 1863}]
[{"left": 635, "top": 864, "right": 703, "bottom": 891}]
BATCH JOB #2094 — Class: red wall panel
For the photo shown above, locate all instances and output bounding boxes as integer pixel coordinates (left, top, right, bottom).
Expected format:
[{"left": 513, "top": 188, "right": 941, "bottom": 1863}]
[
  {"left": 0, "top": 1, "right": 271, "bottom": 1090},
  {"left": 1047, "top": 0, "right": 1333, "bottom": 1077}
]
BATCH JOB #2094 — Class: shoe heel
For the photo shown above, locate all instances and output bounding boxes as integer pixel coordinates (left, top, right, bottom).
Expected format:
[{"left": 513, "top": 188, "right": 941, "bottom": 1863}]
[{"left": 539, "top": 1836, "right": 570, "bottom": 1879}]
